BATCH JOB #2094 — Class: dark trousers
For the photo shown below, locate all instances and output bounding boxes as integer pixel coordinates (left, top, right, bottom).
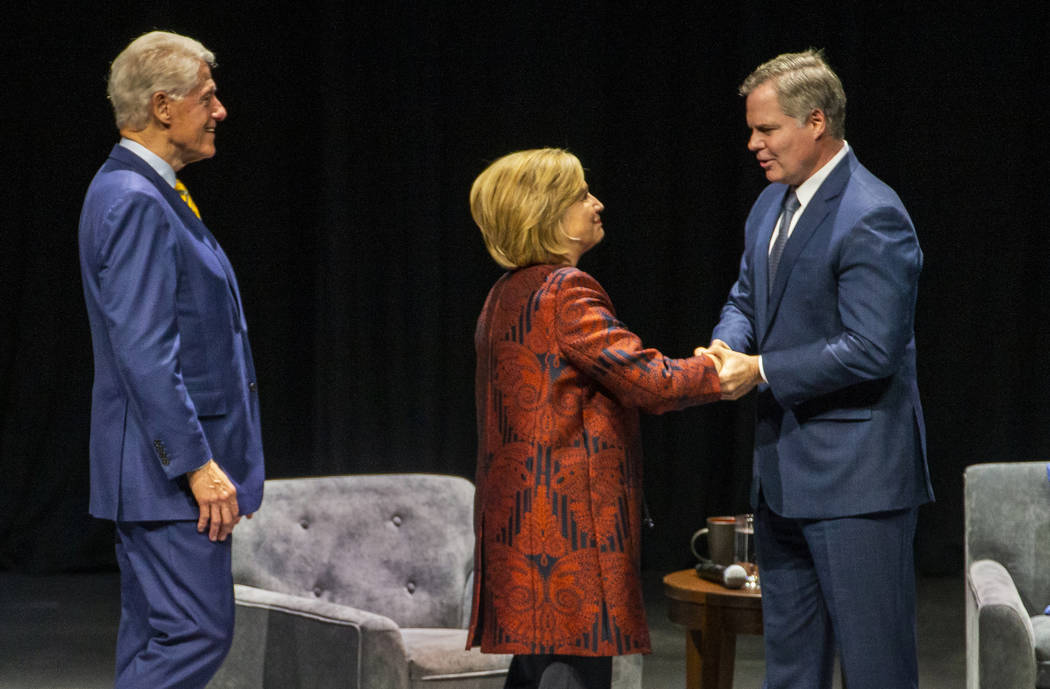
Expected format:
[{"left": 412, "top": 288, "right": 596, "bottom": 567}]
[
  {"left": 504, "top": 654, "right": 613, "bottom": 689},
  {"left": 114, "top": 520, "right": 234, "bottom": 689},
  {"left": 755, "top": 500, "right": 919, "bottom": 689}
]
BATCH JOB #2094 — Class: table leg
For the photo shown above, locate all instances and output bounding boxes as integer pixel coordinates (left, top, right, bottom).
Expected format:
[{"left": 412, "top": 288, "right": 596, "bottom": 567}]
[
  {"left": 701, "top": 604, "right": 723, "bottom": 689},
  {"left": 685, "top": 628, "right": 703, "bottom": 688},
  {"left": 683, "top": 608, "right": 736, "bottom": 689},
  {"left": 717, "top": 633, "right": 736, "bottom": 689}
]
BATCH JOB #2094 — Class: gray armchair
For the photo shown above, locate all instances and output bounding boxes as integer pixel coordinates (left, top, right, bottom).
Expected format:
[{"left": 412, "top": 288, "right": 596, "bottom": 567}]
[
  {"left": 965, "top": 462, "right": 1050, "bottom": 689},
  {"left": 208, "top": 473, "right": 642, "bottom": 689}
]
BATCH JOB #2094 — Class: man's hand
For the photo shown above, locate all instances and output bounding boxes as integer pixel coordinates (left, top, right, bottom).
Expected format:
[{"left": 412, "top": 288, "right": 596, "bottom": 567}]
[
  {"left": 187, "top": 459, "right": 239, "bottom": 542},
  {"left": 694, "top": 339, "right": 733, "bottom": 371},
  {"left": 696, "top": 340, "right": 762, "bottom": 400},
  {"left": 694, "top": 344, "right": 724, "bottom": 372}
]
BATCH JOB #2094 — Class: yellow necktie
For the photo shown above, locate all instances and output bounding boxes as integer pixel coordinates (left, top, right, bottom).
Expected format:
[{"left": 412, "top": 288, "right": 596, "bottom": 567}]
[{"left": 174, "top": 179, "right": 201, "bottom": 219}]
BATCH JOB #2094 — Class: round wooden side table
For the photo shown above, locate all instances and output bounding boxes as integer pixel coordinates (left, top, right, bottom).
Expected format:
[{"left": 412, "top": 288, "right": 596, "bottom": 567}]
[{"left": 662, "top": 568, "right": 763, "bottom": 689}]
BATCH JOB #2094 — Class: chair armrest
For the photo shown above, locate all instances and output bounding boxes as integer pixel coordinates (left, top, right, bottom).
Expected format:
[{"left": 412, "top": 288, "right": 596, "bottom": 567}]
[
  {"left": 208, "top": 584, "right": 410, "bottom": 689},
  {"left": 966, "top": 559, "right": 1036, "bottom": 689}
]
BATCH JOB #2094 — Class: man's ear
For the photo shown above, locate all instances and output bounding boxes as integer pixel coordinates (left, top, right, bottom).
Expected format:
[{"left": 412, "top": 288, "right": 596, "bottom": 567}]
[
  {"left": 151, "top": 91, "right": 172, "bottom": 126},
  {"left": 807, "top": 108, "right": 828, "bottom": 139}
]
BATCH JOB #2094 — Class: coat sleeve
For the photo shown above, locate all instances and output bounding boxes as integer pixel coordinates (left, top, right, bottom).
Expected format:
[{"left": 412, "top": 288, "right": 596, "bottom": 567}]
[
  {"left": 553, "top": 268, "right": 720, "bottom": 414},
  {"left": 95, "top": 191, "right": 213, "bottom": 478},
  {"left": 711, "top": 248, "right": 758, "bottom": 353},
  {"left": 761, "top": 204, "right": 922, "bottom": 408},
  {"left": 711, "top": 196, "right": 768, "bottom": 353}
]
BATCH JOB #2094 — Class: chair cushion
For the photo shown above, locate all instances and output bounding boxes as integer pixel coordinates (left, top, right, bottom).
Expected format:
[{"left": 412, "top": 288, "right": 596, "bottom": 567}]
[
  {"left": 401, "top": 627, "right": 509, "bottom": 686},
  {"left": 1031, "top": 615, "right": 1050, "bottom": 688}
]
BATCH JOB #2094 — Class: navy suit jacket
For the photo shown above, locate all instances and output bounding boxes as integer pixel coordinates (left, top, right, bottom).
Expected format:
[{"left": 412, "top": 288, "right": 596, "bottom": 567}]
[
  {"left": 79, "top": 144, "right": 264, "bottom": 522},
  {"left": 713, "top": 149, "right": 933, "bottom": 518}
]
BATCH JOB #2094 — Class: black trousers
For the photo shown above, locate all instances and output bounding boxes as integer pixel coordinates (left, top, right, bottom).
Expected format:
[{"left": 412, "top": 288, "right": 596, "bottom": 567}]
[{"left": 504, "top": 654, "right": 613, "bottom": 689}]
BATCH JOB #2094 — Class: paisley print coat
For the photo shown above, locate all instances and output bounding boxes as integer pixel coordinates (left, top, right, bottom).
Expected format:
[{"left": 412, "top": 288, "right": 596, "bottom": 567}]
[{"left": 467, "top": 265, "right": 720, "bottom": 657}]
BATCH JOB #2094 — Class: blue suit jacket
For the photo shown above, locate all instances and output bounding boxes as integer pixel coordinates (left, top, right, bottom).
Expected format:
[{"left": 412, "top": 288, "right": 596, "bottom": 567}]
[
  {"left": 713, "top": 149, "right": 933, "bottom": 518},
  {"left": 79, "top": 145, "right": 264, "bottom": 522}
]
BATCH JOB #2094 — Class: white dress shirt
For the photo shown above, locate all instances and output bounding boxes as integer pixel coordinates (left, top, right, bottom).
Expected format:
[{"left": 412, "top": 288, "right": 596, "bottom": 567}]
[{"left": 119, "top": 137, "right": 177, "bottom": 188}]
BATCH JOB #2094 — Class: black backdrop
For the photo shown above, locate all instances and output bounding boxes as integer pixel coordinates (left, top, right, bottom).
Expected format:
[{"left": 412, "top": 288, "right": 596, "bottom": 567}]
[{"left": 2, "top": 2, "right": 1048, "bottom": 576}]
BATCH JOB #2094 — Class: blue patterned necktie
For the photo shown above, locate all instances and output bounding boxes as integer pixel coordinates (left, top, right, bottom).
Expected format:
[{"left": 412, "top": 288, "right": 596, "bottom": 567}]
[{"left": 768, "top": 190, "right": 800, "bottom": 291}]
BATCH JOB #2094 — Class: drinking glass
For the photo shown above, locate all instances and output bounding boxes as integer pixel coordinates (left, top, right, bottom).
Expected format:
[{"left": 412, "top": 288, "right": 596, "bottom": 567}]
[{"left": 734, "top": 513, "right": 759, "bottom": 591}]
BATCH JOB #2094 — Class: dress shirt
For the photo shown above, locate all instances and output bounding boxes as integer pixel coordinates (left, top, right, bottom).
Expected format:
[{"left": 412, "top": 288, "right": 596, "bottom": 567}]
[
  {"left": 766, "top": 141, "right": 850, "bottom": 252},
  {"left": 118, "top": 137, "right": 177, "bottom": 188}
]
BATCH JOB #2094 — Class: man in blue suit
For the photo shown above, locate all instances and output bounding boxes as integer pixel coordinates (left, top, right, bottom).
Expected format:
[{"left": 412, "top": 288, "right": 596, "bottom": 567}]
[
  {"left": 700, "top": 50, "right": 933, "bottom": 689},
  {"left": 78, "top": 31, "right": 264, "bottom": 689}
]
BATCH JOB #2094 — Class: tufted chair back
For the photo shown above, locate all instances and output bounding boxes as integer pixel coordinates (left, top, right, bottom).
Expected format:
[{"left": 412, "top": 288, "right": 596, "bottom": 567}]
[
  {"left": 965, "top": 461, "right": 1050, "bottom": 689},
  {"left": 231, "top": 473, "right": 476, "bottom": 629},
  {"left": 965, "top": 462, "right": 1050, "bottom": 616}
]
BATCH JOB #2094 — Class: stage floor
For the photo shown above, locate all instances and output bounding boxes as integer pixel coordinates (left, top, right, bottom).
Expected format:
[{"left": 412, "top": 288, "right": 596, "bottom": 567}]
[{"left": 0, "top": 569, "right": 964, "bottom": 688}]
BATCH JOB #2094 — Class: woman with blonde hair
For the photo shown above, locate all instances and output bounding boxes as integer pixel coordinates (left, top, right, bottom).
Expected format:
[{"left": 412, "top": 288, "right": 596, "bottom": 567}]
[{"left": 466, "top": 148, "right": 721, "bottom": 689}]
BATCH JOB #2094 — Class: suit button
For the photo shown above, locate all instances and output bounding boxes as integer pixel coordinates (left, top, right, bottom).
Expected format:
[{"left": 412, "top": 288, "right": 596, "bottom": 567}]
[{"left": 249, "top": 382, "right": 257, "bottom": 392}]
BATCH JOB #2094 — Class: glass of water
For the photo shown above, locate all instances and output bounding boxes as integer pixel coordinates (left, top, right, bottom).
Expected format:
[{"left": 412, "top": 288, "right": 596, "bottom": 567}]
[{"left": 734, "top": 513, "right": 759, "bottom": 591}]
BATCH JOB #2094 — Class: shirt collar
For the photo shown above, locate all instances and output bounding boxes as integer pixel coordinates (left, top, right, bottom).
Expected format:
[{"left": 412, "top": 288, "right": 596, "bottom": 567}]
[
  {"left": 118, "top": 137, "right": 176, "bottom": 188},
  {"left": 793, "top": 140, "right": 850, "bottom": 208}
]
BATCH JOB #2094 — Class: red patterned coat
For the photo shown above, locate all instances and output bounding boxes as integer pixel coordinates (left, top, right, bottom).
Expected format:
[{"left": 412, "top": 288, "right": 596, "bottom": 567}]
[{"left": 467, "top": 265, "right": 720, "bottom": 657}]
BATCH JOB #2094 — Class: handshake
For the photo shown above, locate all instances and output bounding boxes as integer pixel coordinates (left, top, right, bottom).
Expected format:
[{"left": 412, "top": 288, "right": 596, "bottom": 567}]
[{"left": 694, "top": 339, "right": 763, "bottom": 401}]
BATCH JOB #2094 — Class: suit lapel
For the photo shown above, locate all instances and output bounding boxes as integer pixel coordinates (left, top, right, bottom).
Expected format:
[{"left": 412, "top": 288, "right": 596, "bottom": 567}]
[
  {"left": 762, "top": 153, "right": 854, "bottom": 337},
  {"left": 107, "top": 145, "right": 247, "bottom": 332},
  {"left": 753, "top": 198, "right": 781, "bottom": 331}
]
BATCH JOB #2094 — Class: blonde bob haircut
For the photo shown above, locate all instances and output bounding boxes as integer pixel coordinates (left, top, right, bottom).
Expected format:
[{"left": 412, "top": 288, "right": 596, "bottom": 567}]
[
  {"left": 107, "top": 31, "right": 216, "bottom": 131},
  {"left": 470, "top": 148, "right": 587, "bottom": 269}
]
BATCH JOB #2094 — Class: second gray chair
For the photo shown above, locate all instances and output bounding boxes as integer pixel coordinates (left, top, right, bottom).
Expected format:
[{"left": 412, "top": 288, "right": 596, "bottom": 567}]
[{"left": 965, "top": 461, "right": 1050, "bottom": 689}]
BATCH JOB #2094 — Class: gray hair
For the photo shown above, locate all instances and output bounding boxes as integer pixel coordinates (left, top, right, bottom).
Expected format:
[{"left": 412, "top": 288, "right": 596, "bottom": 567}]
[
  {"left": 107, "top": 31, "right": 216, "bottom": 131},
  {"left": 740, "top": 49, "right": 846, "bottom": 140}
]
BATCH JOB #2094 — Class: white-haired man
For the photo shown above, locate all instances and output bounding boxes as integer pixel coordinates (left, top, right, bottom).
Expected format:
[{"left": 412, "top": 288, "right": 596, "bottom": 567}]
[{"left": 78, "top": 31, "right": 264, "bottom": 688}]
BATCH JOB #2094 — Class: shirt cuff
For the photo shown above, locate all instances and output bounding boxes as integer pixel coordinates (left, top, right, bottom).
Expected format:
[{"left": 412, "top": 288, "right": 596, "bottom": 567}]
[{"left": 757, "top": 355, "right": 768, "bottom": 384}]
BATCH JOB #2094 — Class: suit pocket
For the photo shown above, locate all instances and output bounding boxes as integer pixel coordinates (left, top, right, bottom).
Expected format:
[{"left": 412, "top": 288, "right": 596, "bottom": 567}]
[
  {"left": 799, "top": 407, "right": 872, "bottom": 422},
  {"left": 189, "top": 388, "right": 228, "bottom": 417},
  {"left": 792, "top": 377, "right": 888, "bottom": 423}
]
